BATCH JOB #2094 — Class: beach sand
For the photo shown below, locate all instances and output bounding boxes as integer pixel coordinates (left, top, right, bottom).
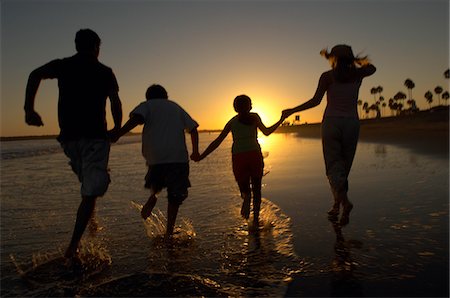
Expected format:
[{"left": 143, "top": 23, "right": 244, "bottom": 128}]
[{"left": 276, "top": 106, "right": 449, "bottom": 157}]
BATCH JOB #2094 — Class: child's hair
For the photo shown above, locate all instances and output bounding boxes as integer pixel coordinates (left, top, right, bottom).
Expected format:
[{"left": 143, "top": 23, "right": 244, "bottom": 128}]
[
  {"left": 233, "top": 95, "right": 252, "bottom": 113},
  {"left": 146, "top": 84, "right": 168, "bottom": 100},
  {"left": 320, "top": 44, "right": 370, "bottom": 83}
]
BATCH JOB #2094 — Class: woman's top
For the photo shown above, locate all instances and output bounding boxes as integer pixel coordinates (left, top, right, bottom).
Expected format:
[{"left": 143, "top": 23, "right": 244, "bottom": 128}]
[
  {"left": 322, "top": 65, "right": 376, "bottom": 119},
  {"left": 230, "top": 116, "right": 261, "bottom": 154}
]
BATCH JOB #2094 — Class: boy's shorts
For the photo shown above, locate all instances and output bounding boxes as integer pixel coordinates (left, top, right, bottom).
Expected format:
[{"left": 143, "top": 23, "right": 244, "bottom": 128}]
[
  {"left": 145, "top": 163, "right": 190, "bottom": 205},
  {"left": 232, "top": 150, "right": 264, "bottom": 183},
  {"left": 61, "top": 139, "right": 111, "bottom": 197}
]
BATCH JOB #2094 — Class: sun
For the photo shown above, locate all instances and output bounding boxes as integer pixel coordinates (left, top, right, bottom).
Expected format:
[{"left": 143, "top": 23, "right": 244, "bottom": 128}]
[{"left": 251, "top": 101, "right": 280, "bottom": 126}]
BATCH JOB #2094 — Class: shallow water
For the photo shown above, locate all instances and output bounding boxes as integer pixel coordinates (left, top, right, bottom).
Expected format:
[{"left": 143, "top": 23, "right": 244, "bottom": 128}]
[{"left": 1, "top": 133, "right": 448, "bottom": 297}]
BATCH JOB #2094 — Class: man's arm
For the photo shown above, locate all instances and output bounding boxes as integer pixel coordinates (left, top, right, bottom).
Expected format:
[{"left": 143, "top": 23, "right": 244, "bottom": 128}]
[
  {"left": 109, "top": 92, "right": 123, "bottom": 132},
  {"left": 110, "top": 114, "right": 143, "bottom": 142},
  {"left": 189, "top": 127, "right": 200, "bottom": 161},
  {"left": 24, "top": 66, "right": 48, "bottom": 126}
]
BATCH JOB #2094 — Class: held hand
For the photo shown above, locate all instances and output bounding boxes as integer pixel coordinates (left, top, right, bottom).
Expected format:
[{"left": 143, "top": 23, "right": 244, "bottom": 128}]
[
  {"left": 25, "top": 110, "right": 44, "bottom": 126},
  {"left": 190, "top": 152, "right": 201, "bottom": 162},
  {"left": 282, "top": 109, "right": 292, "bottom": 120},
  {"left": 108, "top": 128, "right": 120, "bottom": 143}
]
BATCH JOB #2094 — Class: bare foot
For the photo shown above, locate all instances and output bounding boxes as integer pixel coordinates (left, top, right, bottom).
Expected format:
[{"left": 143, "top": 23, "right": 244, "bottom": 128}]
[
  {"left": 340, "top": 202, "right": 353, "bottom": 226},
  {"left": 64, "top": 245, "right": 79, "bottom": 260},
  {"left": 327, "top": 206, "right": 340, "bottom": 216},
  {"left": 241, "top": 199, "right": 251, "bottom": 219}
]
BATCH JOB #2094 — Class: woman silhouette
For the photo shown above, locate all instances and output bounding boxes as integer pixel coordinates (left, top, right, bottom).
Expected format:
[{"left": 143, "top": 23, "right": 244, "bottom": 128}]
[{"left": 283, "top": 45, "right": 376, "bottom": 225}]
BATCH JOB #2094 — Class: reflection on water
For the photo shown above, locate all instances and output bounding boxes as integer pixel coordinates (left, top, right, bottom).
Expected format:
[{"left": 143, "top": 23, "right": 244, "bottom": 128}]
[{"left": 1, "top": 133, "right": 448, "bottom": 296}]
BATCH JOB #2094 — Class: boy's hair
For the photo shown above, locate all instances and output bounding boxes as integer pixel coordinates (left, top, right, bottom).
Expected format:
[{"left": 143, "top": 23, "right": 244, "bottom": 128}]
[
  {"left": 233, "top": 95, "right": 252, "bottom": 113},
  {"left": 75, "top": 29, "right": 101, "bottom": 53},
  {"left": 146, "top": 84, "right": 168, "bottom": 100}
]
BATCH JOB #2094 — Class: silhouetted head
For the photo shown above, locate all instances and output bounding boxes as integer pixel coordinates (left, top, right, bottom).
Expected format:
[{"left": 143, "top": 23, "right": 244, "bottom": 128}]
[
  {"left": 75, "top": 29, "right": 101, "bottom": 56},
  {"left": 146, "top": 84, "right": 168, "bottom": 100},
  {"left": 320, "top": 44, "right": 369, "bottom": 69},
  {"left": 321, "top": 44, "right": 370, "bottom": 82},
  {"left": 233, "top": 95, "right": 252, "bottom": 114}
]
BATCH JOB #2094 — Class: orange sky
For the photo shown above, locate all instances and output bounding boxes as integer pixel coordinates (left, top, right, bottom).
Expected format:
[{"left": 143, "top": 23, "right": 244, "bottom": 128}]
[{"left": 2, "top": 0, "right": 448, "bottom": 137}]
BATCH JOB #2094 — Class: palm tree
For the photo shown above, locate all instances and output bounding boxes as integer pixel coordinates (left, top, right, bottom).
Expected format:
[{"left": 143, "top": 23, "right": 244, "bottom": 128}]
[
  {"left": 404, "top": 79, "right": 415, "bottom": 102},
  {"left": 394, "top": 91, "right": 407, "bottom": 114},
  {"left": 362, "top": 102, "right": 369, "bottom": 118},
  {"left": 357, "top": 99, "right": 363, "bottom": 117},
  {"left": 434, "top": 86, "right": 443, "bottom": 106},
  {"left": 444, "top": 69, "right": 449, "bottom": 79},
  {"left": 442, "top": 91, "right": 449, "bottom": 106},
  {"left": 388, "top": 98, "right": 395, "bottom": 116},
  {"left": 379, "top": 96, "right": 385, "bottom": 116},
  {"left": 370, "top": 87, "right": 378, "bottom": 103},
  {"left": 424, "top": 91, "right": 433, "bottom": 108},
  {"left": 376, "top": 86, "right": 383, "bottom": 98}
]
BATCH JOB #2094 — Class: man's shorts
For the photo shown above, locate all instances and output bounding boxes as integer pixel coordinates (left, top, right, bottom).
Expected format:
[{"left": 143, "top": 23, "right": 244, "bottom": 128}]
[
  {"left": 232, "top": 150, "right": 264, "bottom": 184},
  {"left": 61, "top": 139, "right": 110, "bottom": 197},
  {"left": 145, "top": 163, "right": 190, "bottom": 205}
]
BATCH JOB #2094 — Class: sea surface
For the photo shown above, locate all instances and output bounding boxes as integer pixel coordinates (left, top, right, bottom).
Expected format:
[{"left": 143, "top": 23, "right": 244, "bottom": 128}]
[{"left": 1, "top": 133, "right": 448, "bottom": 297}]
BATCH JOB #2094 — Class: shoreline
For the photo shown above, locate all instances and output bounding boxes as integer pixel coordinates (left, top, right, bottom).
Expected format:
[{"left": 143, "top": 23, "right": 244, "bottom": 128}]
[
  {"left": 277, "top": 107, "right": 449, "bottom": 157},
  {"left": 2, "top": 107, "right": 448, "bottom": 157}
]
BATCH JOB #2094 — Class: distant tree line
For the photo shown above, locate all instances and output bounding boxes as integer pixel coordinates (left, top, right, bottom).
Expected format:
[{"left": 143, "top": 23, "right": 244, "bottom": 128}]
[{"left": 359, "top": 68, "right": 449, "bottom": 119}]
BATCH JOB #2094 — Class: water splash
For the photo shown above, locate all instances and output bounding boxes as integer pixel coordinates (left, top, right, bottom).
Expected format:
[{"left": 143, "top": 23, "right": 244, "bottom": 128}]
[{"left": 130, "top": 201, "right": 196, "bottom": 242}]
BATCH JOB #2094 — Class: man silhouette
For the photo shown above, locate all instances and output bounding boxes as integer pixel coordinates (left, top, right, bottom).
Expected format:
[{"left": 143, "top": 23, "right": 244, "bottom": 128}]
[{"left": 24, "top": 29, "right": 123, "bottom": 259}]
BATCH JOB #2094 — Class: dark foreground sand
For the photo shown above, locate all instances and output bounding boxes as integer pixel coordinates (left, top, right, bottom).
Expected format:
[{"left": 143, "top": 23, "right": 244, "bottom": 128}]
[{"left": 276, "top": 106, "right": 449, "bottom": 157}]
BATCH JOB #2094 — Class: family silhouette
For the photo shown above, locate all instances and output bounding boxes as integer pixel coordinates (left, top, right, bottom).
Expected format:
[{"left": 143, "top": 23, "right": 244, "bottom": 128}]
[{"left": 24, "top": 28, "right": 376, "bottom": 261}]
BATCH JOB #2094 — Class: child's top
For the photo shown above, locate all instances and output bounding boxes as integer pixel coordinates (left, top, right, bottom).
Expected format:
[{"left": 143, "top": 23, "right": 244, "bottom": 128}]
[
  {"left": 230, "top": 116, "right": 261, "bottom": 154},
  {"left": 131, "top": 99, "right": 198, "bottom": 165}
]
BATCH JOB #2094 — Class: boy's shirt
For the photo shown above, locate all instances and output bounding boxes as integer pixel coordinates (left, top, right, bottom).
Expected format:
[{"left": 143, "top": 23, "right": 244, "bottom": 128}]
[{"left": 131, "top": 99, "right": 198, "bottom": 165}]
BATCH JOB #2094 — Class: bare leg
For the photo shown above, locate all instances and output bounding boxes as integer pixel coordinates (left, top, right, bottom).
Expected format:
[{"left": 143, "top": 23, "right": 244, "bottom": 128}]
[
  {"left": 338, "top": 191, "right": 353, "bottom": 226},
  {"left": 166, "top": 201, "right": 180, "bottom": 238},
  {"left": 251, "top": 177, "right": 262, "bottom": 226},
  {"left": 65, "top": 196, "right": 97, "bottom": 258},
  {"left": 237, "top": 178, "right": 251, "bottom": 219},
  {"left": 327, "top": 189, "right": 341, "bottom": 217},
  {"left": 141, "top": 191, "right": 157, "bottom": 219}
]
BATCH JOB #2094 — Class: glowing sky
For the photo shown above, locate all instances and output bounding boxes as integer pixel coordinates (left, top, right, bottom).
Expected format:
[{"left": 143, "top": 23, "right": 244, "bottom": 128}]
[{"left": 1, "top": 0, "right": 449, "bottom": 137}]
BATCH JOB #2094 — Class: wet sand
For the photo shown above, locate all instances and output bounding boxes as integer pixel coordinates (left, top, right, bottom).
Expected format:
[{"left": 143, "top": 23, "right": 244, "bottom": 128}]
[{"left": 276, "top": 106, "right": 449, "bottom": 157}]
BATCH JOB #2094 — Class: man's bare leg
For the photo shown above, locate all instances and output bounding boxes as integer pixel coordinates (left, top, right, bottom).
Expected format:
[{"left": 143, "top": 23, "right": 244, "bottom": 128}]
[
  {"left": 65, "top": 196, "right": 97, "bottom": 258},
  {"left": 166, "top": 201, "right": 180, "bottom": 238}
]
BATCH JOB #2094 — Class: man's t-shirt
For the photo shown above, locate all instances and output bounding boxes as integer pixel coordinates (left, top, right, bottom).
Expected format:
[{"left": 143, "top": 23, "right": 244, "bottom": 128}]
[
  {"left": 131, "top": 99, "right": 198, "bottom": 165},
  {"left": 41, "top": 53, "right": 119, "bottom": 141}
]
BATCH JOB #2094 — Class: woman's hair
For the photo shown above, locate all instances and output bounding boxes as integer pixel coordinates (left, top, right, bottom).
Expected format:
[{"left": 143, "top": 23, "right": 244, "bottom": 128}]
[
  {"left": 320, "top": 45, "right": 370, "bottom": 82},
  {"left": 146, "top": 84, "right": 168, "bottom": 100},
  {"left": 233, "top": 95, "right": 252, "bottom": 113}
]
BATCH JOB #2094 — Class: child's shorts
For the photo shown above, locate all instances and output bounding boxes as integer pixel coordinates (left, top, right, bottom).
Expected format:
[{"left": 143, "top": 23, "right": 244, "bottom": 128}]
[
  {"left": 61, "top": 139, "right": 111, "bottom": 197},
  {"left": 145, "top": 162, "right": 190, "bottom": 205},
  {"left": 232, "top": 150, "right": 264, "bottom": 183}
]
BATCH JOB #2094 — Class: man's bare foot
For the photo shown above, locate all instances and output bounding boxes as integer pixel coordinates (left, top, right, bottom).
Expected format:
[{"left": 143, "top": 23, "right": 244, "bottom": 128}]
[
  {"left": 64, "top": 245, "right": 79, "bottom": 260},
  {"left": 241, "top": 199, "right": 251, "bottom": 219}
]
